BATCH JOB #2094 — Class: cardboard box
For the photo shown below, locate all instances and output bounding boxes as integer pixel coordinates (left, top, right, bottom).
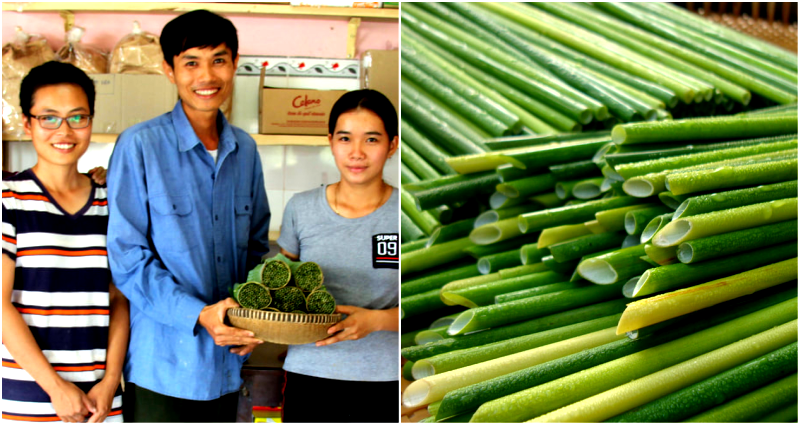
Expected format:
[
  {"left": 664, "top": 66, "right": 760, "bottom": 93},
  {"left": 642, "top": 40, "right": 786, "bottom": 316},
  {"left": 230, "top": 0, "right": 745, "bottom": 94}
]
[
  {"left": 89, "top": 74, "right": 177, "bottom": 133},
  {"left": 233, "top": 56, "right": 359, "bottom": 134},
  {"left": 259, "top": 68, "right": 346, "bottom": 135},
  {"left": 360, "top": 49, "right": 398, "bottom": 112}
]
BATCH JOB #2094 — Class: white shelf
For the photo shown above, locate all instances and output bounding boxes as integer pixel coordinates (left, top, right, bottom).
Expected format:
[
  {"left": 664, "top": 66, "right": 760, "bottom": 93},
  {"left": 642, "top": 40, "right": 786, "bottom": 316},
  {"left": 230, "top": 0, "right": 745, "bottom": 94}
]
[
  {"left": 2, "top": 2, "right": 398, "bottom": 19},
  {"left": 3, "top": 133, "right": 329, "bottom": 146},
  {"left": 253, "top": 134, "right": 329, "bottom": 146}
]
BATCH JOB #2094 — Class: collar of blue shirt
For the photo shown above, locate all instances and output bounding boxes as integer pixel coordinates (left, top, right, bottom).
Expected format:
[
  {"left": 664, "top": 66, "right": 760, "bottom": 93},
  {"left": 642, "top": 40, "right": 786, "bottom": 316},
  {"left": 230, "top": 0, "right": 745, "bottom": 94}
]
[{"left": 172, "top": 100, "right": 238, "bottom": 158}]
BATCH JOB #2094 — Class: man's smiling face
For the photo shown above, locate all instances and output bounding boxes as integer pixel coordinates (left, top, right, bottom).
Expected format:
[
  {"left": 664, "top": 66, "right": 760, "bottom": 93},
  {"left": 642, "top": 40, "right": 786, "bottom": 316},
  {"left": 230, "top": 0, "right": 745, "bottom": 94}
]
[{"left": 165, "top": 44, "right": 238, "bottom": 116}]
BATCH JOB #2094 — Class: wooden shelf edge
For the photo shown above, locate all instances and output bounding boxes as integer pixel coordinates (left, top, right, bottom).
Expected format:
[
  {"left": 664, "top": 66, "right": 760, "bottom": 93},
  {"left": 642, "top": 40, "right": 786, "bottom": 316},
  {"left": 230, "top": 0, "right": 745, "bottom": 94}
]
[
  {"left": 3, "top": 133, "right": 329, "bottom": 146},
  {"left": 252, "top": 134, "right": 329, "bottom": 146},
  {"left": 92, "top": 134, "right": 121, "bottom": 144},
  {"left": 2, "top": 2, "right": 398, "bottom": 19}
]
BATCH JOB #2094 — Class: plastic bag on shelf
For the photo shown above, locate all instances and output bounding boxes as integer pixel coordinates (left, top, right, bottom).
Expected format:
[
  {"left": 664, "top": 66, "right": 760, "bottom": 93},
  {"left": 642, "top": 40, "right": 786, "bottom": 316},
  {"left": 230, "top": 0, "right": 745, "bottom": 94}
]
[
  {"left": 57, "top": 26, "right": 108, "bottom": 74},
  {"left": 2, "top": 27, "right": 55, "bottom": 79},
  {"left": 2, "top": 27, "right": 56, "bottom": 139},
  {"left": 109, "top": 21, "right": 165, "bottom": 75}
]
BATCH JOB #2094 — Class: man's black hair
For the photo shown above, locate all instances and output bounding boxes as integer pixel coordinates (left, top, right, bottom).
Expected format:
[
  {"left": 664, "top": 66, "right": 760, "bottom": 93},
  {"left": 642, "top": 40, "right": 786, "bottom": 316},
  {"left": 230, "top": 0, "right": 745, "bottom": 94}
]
[
  {"left": 19, "top": 61, "right": 96, "bottom": 117},
  {"left": 328, "top": 89, "right": 398, "bottom": 140},
  {"left": 160, "top": 10, "right": 239, "bottom": 68}
]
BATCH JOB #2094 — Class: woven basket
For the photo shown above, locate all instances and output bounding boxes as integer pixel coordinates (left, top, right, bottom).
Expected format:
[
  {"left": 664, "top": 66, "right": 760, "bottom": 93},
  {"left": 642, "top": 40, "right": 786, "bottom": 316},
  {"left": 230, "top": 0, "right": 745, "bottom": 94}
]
[
  {"left": 687, "top": 2, "right": 798, "bottom": 52},
  {"left": 705, "top": 13, "right": 798, "bottom": 52},
  {"left": 227, "top": 308, "right": 341, "bottom": 345}
]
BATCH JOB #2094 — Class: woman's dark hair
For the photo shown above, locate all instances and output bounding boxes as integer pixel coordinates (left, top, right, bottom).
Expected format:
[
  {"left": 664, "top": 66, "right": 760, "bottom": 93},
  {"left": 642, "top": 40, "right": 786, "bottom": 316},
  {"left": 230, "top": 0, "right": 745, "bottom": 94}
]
[
  {"left": 20, "top": 61, "right": 96, "bottom": 117},
  {"left": 160, "top": 10, "right": 239, "bottom": 68},
  {"left": 328, "top": 89, "right": 398, "bottom": 140}
]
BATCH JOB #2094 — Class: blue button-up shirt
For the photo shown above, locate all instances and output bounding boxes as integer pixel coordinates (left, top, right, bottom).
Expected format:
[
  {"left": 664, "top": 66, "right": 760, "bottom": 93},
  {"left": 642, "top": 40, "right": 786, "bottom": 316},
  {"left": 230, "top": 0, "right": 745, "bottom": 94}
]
[{"left": 106, "top": 101, "right": 271, "bottom": 400}]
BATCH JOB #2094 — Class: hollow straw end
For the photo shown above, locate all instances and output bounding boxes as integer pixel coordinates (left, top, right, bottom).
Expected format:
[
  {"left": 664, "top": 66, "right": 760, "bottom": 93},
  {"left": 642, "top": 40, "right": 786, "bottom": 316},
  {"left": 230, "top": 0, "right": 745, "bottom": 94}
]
[
  {"left": 414, "top": 331, "right": 445, "bottom": 346},
  {"left": 413, "top": 196, "right": 425, "bottom": 212},
  {"left": 518, "top": 215, "right": 530, "bottom": 234},
  {"left": 411, "top": 360, "right": 435, "bottom": 380},
  {"left": 489, "top": 191, "right": 509, "bottom": 210},
  {"left": 507, "top": 157, "right": 527, "bottom": 170},
  {"left": 631, "top": 270, "right": 650, "bottom": 298},
  {"left": 424, "top": 233, "right": 437, "bottom": 249},
  {"left": 474, "top": 210, "right": 500, "bottom": 228},
  {"left": 477, "top": 258, "right": 491, "bottom": 275},
  {"left": 610, "top": 125, "right": 626, "bottom": 145},
  {"left": 651, "top": 220, "right": 689, "bottom": 248},
  {"left": 447, "top": 310, "right": 474, "bottom": 336},
  {"left": 440, "top": 291, "right": 478, "bottom": 309},
  {"left": 676, "top": 243, "right": 694, "bottom": 263},
  {"left": 580, "top": 109, "right": 595, "bottom": 125},
  {"left": 402, "top": 379, "right": 431, "bottom": 408},
  {"left": 520, "top": 250, "right": 530, "bottom": 265},
  {"left": 624, "top": 214, "right": 637, "bottom": 235},
  {"left": 573, "top": 182, "right": 603, "bottom": 199},
  {"left": 577, "top": 258, "right": 618, "bottom": 285},
  {"left": 622, "top": 276, "right": 640, "bottom": 299},
  {"left": 673, "top": 200, "right": 690, "bottom": 220},
  {"left": 496, "top": 184, "right": 520, "bottom": 199},
  {"left": 622, "top": 179, "right": 655, "bottom": 198},
  {"left": 469, "top": 225, "right": 501, "bottom": 246},
  {"left": 555, "top": 183, "right": 568, "bottom": 200}
]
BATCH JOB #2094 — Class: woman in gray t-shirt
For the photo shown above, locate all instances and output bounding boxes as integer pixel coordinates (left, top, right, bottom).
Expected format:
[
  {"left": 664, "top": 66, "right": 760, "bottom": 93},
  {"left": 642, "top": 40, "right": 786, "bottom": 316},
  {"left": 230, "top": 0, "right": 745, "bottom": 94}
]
[{"left": 278, "top": 90, "right": 399, "bottom": 423}]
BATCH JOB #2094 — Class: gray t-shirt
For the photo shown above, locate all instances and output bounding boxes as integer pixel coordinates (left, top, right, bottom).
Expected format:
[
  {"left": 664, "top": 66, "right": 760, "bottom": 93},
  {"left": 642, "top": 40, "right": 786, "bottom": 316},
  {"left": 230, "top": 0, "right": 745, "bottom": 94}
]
[{"left": 277, "top": 185, "right": 399, "bottom": 381}]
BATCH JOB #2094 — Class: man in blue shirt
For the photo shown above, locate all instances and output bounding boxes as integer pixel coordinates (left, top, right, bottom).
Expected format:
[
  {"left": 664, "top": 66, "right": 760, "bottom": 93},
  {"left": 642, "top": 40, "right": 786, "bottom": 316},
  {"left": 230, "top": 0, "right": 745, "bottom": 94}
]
[{"left": 106, "top": 10, "right": 270, "bottom": 422}]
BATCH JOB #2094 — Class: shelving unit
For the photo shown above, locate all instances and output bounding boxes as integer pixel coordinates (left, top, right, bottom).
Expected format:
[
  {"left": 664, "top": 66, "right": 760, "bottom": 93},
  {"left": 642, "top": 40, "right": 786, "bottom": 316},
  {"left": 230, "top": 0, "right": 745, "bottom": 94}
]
[
  {"left": 2, "top": 1, "right": 395, "bottom": 169},
  {"left": 2, "top": 134, "right": 328, "bottom": 169},
  {"left": 4, "top": 134, "right": 329, "bottom": 146},
  {"left": 1, "top": 2, "right": 398, "bottom": 19}
]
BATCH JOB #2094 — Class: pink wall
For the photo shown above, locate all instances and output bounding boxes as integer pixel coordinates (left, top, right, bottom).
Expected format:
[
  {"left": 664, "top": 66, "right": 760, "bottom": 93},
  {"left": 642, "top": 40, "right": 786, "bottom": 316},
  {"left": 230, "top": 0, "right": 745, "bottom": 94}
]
[{"left": 2, "top": 10, "right": 398, "bottom": 59}]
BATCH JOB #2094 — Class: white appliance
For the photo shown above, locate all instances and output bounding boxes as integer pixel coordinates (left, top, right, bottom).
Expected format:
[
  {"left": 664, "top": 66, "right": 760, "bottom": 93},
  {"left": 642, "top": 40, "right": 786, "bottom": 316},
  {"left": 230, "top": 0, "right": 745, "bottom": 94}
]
[{"left": 232, "top": 56, "right": 360, "bottom": 134}]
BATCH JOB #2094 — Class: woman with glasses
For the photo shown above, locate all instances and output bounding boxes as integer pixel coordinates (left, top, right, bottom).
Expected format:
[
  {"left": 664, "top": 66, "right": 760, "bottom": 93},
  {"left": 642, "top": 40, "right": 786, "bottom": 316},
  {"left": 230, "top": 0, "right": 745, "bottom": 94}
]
[{"left": 2, "top": 61, "right": 128, "bottom": 423}]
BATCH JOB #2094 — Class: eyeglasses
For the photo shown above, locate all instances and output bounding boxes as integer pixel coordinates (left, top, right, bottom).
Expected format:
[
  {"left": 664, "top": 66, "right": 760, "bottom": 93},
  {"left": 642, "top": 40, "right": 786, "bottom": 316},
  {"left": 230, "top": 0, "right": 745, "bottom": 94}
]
[{"left": 30, "top": 114, "right": 93, "bottom": 130}]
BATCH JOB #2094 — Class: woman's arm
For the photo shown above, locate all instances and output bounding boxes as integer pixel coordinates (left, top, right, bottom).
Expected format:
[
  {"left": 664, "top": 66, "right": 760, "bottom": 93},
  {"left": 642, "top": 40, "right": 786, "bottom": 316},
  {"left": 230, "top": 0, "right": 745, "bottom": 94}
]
[
  {"left": 86, "top": 282, "right": 129, "bottom": 423},
  {"left": 280, "top": 247, "right": 299, "bottom": 262},
  {"left": 278, "top": 248, "right": 400, "bottom": 346},
  {"left": 316, "top": 306, "right": 399, "bottom": 347},
  {"left": 104, "top": 283, "right": 129, "bottom": 389},
  {"left": 2, "top": 254, "right": 96, "bottom": 422}
]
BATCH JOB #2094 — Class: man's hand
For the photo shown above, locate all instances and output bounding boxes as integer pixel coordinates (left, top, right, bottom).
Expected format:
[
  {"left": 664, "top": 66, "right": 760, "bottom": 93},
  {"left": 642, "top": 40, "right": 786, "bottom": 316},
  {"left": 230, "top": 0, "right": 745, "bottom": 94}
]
[
  {"left": 198, "top": 298, "right": 263, "bottom": 348},
  {"left": 48, "top": 379, "right": 96, "bottom": 423},
  {"left": 315, "top": 305, "right": 393, "bottom": 347},
  {"left": 88, "top": 167, "right": 107, "bottom": 185},
  {"left": 230, "top": 342, "right": 261, "bottom": 356},
  {"left": 85, "top": 378, "right": 118, "bottom": 423}
]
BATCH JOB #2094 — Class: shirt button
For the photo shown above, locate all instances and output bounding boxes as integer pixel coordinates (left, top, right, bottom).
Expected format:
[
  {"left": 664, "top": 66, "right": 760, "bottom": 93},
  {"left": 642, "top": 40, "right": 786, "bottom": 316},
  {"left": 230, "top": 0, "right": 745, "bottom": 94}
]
[
  {"left": 217, "top": 256, "right": 221, "bottom": 262},
  {"left": 211, "top": 174, "right": 215, "bottom": 180},
  {"left": 215, "top": 215, "right": 219, "bottom": 221},
  {"left": 172, "top": 204, "right": 176, "bottom": 210},
  {"left": 244, "top": 205, "right": 249, "bottom": 211}
]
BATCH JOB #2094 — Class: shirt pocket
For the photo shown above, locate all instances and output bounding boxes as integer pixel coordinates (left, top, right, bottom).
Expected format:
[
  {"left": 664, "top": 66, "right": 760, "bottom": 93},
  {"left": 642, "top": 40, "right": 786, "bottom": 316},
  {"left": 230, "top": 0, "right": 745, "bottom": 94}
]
[
  {"left": 234, "top": 195, "right": 252, "bottom": 249},
  {"left": 150, "top": 194, "right": 200, "bottom": 253}
]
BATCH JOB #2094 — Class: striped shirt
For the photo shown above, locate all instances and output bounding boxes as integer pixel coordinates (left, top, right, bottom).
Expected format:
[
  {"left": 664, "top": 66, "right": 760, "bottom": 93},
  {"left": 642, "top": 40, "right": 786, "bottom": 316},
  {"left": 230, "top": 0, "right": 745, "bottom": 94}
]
[{"left": 2, "top": 169, "right": 122, "bottom": 423}]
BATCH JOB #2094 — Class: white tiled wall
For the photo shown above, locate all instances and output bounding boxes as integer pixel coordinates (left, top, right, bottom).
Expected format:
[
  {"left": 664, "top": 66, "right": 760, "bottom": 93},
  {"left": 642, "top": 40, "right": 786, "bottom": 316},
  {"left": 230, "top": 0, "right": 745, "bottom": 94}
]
[
  {"left": 4, "top": 141, "right": 400, "bottom": 235},
  {"left": 284, "top": 145, "right": 340, "bottom": 190}
]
